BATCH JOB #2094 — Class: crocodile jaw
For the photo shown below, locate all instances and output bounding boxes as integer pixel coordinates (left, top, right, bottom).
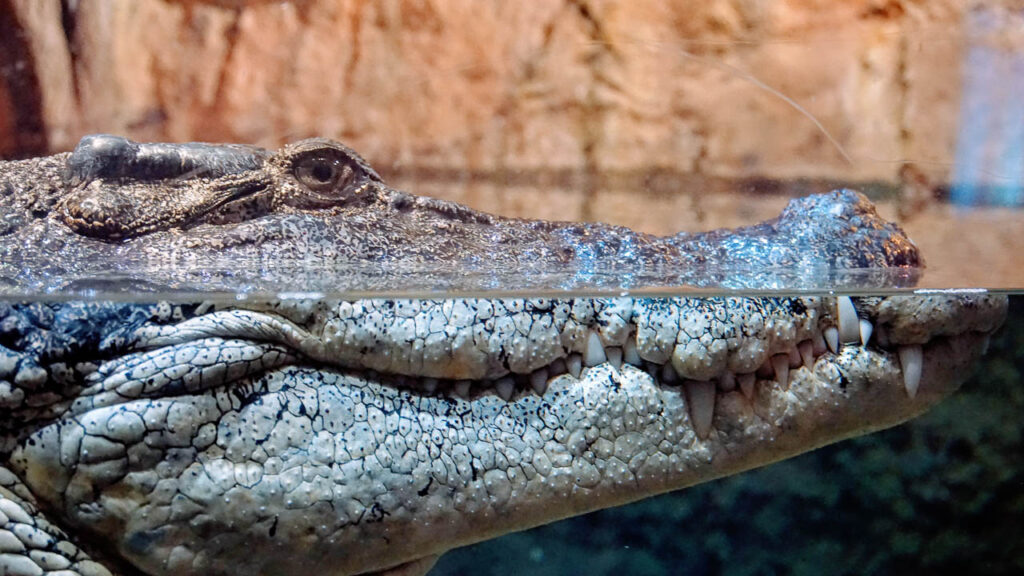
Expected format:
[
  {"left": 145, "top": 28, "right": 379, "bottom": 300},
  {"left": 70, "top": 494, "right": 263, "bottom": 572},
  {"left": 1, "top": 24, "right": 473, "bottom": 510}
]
[{"left": 8, "top": 294, "right": 1004, "bottom": 576}]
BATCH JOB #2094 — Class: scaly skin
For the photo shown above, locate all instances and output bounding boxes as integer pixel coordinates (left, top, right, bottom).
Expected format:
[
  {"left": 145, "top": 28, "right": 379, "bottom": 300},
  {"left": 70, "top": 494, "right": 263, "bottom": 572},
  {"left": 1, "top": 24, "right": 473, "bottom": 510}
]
[{"left": 0, "top": 136, "right": 1008, "bottom": 576}]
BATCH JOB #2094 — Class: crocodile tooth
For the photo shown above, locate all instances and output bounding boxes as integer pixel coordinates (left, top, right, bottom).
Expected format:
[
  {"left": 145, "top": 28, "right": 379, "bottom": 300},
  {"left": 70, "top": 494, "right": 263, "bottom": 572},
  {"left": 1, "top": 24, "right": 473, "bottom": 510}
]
[
  {"left": 454, "top": 380, "right": 471, "bottom": 397},
  {"left": 788, "top": 347, "right": 802, "bottom": 368},
  {"left": 606, "top": 347, "right": 623, "bottom": 369},
  {"left": 495, "top": 377, "right": 515, "bottom": 401},
  {"left": 898, "top": 345, "right": 923, "bottom": 398},
  {"left": 738, "top": 373, "right": 756, "bottom": 399},
  {"left": 684, "top": 380, "right": 716, "bottom": 440},
  {"left": 719, "top": 371, "right": 736, "bottom": 392},
  {"left": 567, "top": 354, "right": 583, "bottom": 379},
  {"left": 623, "top": 338, "right": 641, "bottom": 365},
  {"left": 981, "top": 335, "right": 991, "bottom": 355},
  {"left": 738, "top": 373, "right": 756, "bottom": 398},
  {"left": 824, "top": 326, "right": 840, "bottom": 353},
  {"left": 584, "top": 331, "right": 607, "bottom": 367},
  {"left": 423, "top": 378, "right": 438, "bottom": 394},
  {"left": 772, "top": 354, "right": 790, "bottom": 389},
  {"left": 859, "top": 319, "right": 873, "bottom": 346},
  {"left": 837, "top": 296, "right": 860, "bottom": 344},
  {"left": 811, "top": 330, "right": 827, "bottom": 355},
  {"left": 549, "top": 358, "right": 567, "bottom": 376},
  {"left": 530, "top": 369, "right": 549, "bottom": 395},
  {"left": 798, "top": 340, "right": 815, "bottom": 368},
  {"left": 660, "top": 363, "right": 679, "bottom": 384}
]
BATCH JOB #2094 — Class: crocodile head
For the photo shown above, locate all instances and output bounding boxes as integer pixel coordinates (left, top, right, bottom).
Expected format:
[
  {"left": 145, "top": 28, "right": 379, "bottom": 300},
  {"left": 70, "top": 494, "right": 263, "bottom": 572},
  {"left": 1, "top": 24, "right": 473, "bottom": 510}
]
[
  {"left": 0, "top": 136, "right": 1007, "bottom": 576},
  {"left": 2, "top": 134, "right": 922, "bottom": 293}
]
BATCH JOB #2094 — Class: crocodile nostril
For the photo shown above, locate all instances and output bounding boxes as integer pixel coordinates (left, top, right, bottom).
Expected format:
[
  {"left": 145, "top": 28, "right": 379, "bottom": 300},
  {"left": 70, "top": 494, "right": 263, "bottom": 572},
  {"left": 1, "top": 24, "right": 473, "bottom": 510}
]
[
  {"left": 67, "top": 134, "right": 134, "bottom": 187},
  {"left": 66, "top": 133, "right": 269, "bottom": 187}
]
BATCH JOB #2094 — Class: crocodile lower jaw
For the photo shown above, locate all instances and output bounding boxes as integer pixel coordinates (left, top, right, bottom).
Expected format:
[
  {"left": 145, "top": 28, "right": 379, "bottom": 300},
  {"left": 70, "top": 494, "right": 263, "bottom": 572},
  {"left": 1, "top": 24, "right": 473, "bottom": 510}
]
[
  {"left": 362, "top": 330, "right": 991, "bottom": 563},
  {"left": 241, "top": 328, "right": 989, "bottom": 574}
]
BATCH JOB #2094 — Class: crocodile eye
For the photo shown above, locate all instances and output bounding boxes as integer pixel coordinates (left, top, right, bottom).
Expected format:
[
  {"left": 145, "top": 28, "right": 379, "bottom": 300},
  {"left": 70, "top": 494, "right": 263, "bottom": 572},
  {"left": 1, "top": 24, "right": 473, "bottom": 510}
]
[
  {"left": 282, "top": 140, "right": 382, "bottom": 208},
  {"left": 293, "top": 153, "right": 354, "bottom": 193}
]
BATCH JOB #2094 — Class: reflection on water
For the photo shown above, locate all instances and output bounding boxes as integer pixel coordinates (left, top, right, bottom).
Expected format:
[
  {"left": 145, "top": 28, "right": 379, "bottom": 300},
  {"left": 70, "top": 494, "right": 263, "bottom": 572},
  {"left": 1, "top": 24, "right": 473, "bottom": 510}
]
[{"left": 0, "top": 261, "right": 934, "bottom": 301}]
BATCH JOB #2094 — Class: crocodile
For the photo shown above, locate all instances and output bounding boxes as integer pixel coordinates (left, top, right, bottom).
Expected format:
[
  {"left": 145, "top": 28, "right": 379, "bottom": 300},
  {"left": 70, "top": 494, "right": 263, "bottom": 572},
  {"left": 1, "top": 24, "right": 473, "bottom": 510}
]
[{"left": 0, "top": 135, "right": 1008, "bottom": 576}]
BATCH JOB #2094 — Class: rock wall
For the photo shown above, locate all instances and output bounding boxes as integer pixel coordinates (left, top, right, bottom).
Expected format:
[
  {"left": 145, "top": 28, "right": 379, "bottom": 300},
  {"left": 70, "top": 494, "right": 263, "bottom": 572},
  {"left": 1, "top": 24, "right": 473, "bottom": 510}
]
[{"left": 0, "top": 0, "right": 977, "bottom": 182}]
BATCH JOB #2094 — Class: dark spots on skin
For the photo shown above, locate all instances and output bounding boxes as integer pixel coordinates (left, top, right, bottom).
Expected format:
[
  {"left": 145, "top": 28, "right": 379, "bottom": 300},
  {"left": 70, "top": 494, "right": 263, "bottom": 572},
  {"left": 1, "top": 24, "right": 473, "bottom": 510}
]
[
  {"left": 269, "top": 516, "right": 279, "bottom": 537},
  {"left": 417, "top": 477, "right": 433, "bottom": 497},
  {"left": 126, "top": 528, "right": 166, "bottom": 555},
  {"left": 366, "top": 502, "right": 390, "bottom": 523},
  {"left": 789, "top": 299, "right": 807, "bottom": 315}
]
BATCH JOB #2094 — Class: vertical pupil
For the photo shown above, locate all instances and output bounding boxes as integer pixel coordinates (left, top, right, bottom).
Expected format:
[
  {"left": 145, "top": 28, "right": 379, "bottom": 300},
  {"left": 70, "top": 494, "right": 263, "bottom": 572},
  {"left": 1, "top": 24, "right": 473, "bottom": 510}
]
[{"left": 311, "top": 161, "right": 334, "bottom": 182}]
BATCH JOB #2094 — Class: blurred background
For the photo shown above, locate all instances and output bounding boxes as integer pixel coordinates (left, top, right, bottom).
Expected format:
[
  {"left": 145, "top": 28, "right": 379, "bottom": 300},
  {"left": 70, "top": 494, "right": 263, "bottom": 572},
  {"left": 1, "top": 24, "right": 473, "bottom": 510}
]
[{"left": 2, "top": 1, "right": 1022, "bottom": 574}]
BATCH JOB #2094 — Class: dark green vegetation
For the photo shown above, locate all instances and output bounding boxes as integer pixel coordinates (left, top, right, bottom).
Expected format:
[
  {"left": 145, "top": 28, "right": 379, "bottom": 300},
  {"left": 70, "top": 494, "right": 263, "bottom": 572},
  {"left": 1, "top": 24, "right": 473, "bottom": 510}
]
[{"left": 436, "top": 296, "right": 1024, "bottom": 576}]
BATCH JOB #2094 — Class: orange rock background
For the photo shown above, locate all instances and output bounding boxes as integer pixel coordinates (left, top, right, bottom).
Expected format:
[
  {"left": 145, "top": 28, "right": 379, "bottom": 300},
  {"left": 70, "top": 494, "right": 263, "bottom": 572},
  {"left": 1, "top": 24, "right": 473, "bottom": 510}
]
[
  {"left": 1, "top": 0, "right": 1022, "bottom": 286},
  {"left": 1, "top": 0, "right": 969, "bottom": 179}
]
